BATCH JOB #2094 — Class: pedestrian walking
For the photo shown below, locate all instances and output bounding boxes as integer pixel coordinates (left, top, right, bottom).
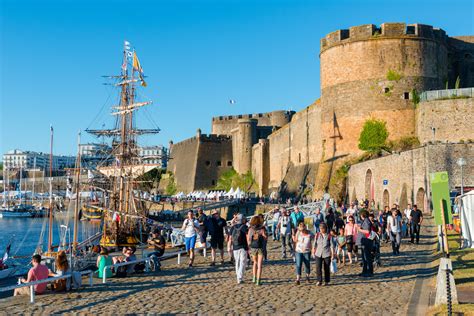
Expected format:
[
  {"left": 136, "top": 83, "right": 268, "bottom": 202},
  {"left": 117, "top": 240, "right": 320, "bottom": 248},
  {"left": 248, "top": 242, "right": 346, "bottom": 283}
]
[
  {"left": 271, "top": 207, "right": 281, "bottom": 241},
  {"left": 181, "top": 210, "right": 200, "bottom": 267},
  {"left": 229, "top": 214, "right": 249, "bottom": 284},
  {"left": 344, "top": 215, "right": 358, "bottom": 264},
  {"left": 356, "top": 210, "right": 374, "bottom": 277},
  {"left": 248, "top": 216, "right": 267, "bottom": 285},
  {"left": 312, "top": 223, "right": 334, "bottom": 286},
  {"left": 208, "top": 210, "right": 227, "bottom": 266},
  {"left": 290, "top": 207, "right": 304, "bottom": 235},
  {"left": 312, "top": 208, "right": 324, "bottom": 233},
  {"left": 293, "top": 221, "right": 314, "bottom": 285},
  {"left": 197, "top": 208, "right": 208, "bottom": 248},
  {"left": 278, "top": 209, "right": 294, "bottom": 258},
  {"left": 410, "top": 205, "right": 423, "bottom": 244},
  {"left": 336, "top": 227, "right": 347, "bottom": 265},
  {"left": 387, "top": 208, "right": 402, "bottom": 255}
]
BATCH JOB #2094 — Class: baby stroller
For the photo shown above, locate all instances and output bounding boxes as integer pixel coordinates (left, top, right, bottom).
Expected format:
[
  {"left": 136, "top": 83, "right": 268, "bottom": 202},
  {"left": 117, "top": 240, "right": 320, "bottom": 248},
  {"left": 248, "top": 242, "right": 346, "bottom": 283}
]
[{"left": 372, "top": 233, "right": 382, "bottom": 268}]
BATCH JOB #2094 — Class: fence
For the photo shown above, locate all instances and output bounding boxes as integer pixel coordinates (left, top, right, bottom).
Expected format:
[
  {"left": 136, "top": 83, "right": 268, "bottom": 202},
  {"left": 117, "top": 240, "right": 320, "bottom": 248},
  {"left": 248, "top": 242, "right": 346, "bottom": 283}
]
[
  {"left": 0, "top": 270, "right": 93, "bottom": 303},
  {"left": 420, "top": 88, "right": 474, "bottom": 102}
]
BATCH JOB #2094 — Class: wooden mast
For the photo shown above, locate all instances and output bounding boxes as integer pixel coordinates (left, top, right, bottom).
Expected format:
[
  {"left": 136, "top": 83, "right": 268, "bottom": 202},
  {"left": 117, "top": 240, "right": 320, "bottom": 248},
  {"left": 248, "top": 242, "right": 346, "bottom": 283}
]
[
  {"left": 47, "top": 125, "right": 54, "bottom": 253},
  {"left": 72, "top": 131, "right": 82, "bottom": 253}
]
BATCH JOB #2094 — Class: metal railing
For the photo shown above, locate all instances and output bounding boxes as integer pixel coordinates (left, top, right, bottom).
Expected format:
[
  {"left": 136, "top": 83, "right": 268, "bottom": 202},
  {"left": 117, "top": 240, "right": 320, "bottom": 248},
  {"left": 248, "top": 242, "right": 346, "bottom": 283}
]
[
  {"left": 420, "top": 87, "right": 474, "bottom": 102},
  {"left": 0, "top": 270, "right": 93, "bottom": 303}
]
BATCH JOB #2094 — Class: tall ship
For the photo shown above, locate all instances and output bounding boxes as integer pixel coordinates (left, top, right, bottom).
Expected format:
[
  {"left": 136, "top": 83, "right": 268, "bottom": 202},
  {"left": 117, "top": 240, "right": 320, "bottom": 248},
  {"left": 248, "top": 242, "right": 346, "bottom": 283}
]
[{"left": 85, "top": 41, "right": 160, "bottom": 248}]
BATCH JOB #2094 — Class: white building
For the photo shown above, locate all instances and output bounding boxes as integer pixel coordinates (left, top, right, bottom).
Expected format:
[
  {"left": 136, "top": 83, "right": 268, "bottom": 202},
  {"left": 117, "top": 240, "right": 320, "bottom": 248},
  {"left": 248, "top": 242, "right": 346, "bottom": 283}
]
[
  {"left": 138, "top": 146, "right": 168, "bottom": 168},
  {"left": 3, "top": 149, "right": 75, "bottom": 171}
]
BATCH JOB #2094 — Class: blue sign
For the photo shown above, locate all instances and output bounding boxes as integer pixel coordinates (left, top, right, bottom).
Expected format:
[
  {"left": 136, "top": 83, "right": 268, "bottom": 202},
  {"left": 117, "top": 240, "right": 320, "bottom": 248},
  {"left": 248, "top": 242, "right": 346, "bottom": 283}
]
[{"left": 383, "top": 180, "right": 388, "bottom": 185}]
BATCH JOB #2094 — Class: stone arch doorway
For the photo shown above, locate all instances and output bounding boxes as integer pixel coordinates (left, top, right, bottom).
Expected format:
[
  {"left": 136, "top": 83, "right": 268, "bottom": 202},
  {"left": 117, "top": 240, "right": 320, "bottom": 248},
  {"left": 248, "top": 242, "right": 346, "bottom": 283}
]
[
  {"left": 400, "top": 184, "right": 408, "bottom": 210},
  {"left": 416, "top": 188, "right": 426, "bottom": 212},
  {"left": 383, "top": 189, "right": 390, "bottom": 208},
  {"left": 364, "top": 169, "right": 373, "bottom": 200}
]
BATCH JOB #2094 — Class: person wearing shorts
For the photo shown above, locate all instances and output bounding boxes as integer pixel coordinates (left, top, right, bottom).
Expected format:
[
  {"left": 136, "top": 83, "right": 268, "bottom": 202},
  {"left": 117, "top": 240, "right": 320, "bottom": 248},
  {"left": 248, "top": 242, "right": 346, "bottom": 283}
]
[
  {"left": 344, "top": 215, "right": 358, "bottom": 264},
  {"left": 208, "top": 210, "right": 227, "bottom": 266},
  {"left": 181, "top": 210, "right": 199, "bottom": 267}
]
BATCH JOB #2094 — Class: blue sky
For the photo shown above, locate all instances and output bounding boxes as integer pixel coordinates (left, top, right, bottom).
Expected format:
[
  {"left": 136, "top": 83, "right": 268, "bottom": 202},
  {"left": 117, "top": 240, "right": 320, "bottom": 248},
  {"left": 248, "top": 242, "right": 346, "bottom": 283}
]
[{"left": 1, "top": 0, "right": 473, "bottom": 156}]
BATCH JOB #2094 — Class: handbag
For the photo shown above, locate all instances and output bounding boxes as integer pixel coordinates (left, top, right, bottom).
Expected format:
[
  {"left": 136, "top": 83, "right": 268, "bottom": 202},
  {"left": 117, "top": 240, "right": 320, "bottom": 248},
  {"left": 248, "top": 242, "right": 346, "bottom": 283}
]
[{"left": 330, "top": 259, "right": 338, "bottom": 274}]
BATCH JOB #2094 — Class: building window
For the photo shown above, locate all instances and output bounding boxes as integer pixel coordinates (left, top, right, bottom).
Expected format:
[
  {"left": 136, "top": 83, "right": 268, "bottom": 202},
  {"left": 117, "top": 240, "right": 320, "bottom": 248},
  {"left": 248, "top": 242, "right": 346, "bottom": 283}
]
[
  {"left": 227, "top": 161, "right": 232, "bottom": 167},
  {"left": 211, "top": 180, "right": 216, "bottom": 186},
  {"left": 205, "top": 161, "right": 211, "bottom": 166},
  {"left": 217, "top": 161, "right": 222, "bottom": 166},
  {"left": 404, "top": 92, "right": 410, "bottom": 99},
  {"left": 298, "top": 153, "right": 301, "bottom": 163}
]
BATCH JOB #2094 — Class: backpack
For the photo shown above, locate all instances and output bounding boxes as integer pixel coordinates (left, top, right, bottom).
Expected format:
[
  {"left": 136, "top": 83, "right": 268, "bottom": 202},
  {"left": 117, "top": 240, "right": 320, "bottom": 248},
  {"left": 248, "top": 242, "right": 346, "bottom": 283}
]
[
  {"left": 250, "top": 227, "right": 264, "bottom": 249},
  {"left": 232, "top": 225, "right": 246, "bottom": 247}
]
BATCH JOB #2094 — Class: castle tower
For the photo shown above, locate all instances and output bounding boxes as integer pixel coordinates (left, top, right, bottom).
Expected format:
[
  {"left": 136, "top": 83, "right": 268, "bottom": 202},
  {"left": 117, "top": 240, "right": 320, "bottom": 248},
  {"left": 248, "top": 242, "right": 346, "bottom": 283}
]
[
  {"left": 234, "top": 118, "right": 258, "bottom": 174},
  {"left": 319, "top": 23, "right": 449, "bottom": 160}
]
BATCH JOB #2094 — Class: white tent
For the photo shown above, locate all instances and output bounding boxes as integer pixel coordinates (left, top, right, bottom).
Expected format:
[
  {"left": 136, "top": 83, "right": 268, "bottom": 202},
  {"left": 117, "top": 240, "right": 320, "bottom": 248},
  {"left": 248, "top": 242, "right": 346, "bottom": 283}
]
[
  {"left": 460, "top": 191, "right": 474, "bottom": 248},
  {"left": 226, "top": 187, "right": 235, "bottom": 197},
  {"left": 234, "top": 187, "right": 245, "bottom": 199}
]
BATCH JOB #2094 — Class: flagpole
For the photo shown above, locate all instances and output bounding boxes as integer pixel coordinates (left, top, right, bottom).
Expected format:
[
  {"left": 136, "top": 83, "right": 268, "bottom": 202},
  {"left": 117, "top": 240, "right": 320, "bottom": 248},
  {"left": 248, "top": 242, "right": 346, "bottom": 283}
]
[{"left": 48, "top": 125, "right": 54, "bottom": 253}]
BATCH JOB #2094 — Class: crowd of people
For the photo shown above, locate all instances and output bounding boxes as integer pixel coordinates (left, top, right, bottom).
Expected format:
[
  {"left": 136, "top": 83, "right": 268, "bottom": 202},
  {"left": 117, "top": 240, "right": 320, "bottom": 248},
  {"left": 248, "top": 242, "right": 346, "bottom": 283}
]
[
  {"left": 12, "top": 199, "right": 424, "bottom": 298},
  {"left": 180, "top": 200, "right": 424, "bottom": 285}
]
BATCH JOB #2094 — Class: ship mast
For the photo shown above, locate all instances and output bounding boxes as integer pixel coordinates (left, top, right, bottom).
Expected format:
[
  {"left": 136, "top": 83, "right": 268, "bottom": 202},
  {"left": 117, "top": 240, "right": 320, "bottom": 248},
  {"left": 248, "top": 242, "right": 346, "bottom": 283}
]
[
  {"left": 47, "top": 125, "right": 54, "bottom": 253},
  {"left": 72, "top": 131, "right": 82, "bottom": 253}
]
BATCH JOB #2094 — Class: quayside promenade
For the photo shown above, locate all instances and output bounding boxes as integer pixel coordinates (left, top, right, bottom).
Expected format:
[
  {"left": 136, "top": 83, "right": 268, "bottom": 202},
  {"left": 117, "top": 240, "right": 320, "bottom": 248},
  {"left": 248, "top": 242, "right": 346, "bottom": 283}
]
[{"left": 0, "top": 218, "right": 437, "bottom": 315}]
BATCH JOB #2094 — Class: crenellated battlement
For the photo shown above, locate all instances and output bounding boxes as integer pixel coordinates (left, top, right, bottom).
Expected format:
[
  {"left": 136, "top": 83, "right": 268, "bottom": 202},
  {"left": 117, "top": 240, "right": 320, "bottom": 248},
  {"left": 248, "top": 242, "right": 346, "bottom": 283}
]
[
  {"left": 199, "top": 134, "right": 232, "bottom": 142},
  {"left": 320, "top": 23, "right": 448, "bottom": 52},
  {"left": 211, "top": 110, "right": 293, "bottom": 122}
]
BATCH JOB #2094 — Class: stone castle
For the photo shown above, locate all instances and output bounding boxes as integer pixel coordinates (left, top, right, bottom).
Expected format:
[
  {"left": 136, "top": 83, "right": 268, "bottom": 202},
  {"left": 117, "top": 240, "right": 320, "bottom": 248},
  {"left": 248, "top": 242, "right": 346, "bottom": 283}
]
[{"left": 167, "top": 22, "right": 474, "bottom": 203}]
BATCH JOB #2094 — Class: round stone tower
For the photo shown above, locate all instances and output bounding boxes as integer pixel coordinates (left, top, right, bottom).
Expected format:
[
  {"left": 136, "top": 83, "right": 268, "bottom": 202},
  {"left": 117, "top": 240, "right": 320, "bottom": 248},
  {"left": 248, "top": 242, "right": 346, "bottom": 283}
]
[
  {"left": 319, "top": 23, "right": 449, "bottom": 159},
  {"left": 270, "top": 110, "right": 294, "bottom": 127},
  {"left": 235, "top": 118, "right": 258, "bottom": 174}
]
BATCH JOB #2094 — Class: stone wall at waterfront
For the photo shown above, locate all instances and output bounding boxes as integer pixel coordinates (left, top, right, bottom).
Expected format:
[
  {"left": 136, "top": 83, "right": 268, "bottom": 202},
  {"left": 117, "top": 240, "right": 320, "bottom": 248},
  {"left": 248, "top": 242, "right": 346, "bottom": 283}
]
[
  {"left": 416, "top": 97, "right": 474, "bottom": 144},
  {"left": 348, "top": 143, "right": 474, "bottom": 212}
]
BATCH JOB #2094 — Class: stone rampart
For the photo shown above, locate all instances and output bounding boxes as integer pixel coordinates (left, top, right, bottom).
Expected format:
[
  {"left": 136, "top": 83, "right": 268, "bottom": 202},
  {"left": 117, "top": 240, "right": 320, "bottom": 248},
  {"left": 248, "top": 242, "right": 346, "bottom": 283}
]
[
  {"left": 348, "top": 143, "right": 474, "bottom": 211},
  {"left": 416, "top": 96, "right": 474, "bottom": 144}
]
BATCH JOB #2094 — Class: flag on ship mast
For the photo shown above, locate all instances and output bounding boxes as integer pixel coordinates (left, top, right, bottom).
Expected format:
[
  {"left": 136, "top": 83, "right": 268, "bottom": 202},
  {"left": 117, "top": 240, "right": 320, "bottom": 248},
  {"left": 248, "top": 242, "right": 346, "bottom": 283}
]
[{"left": 133, "top": 51, "right": 147, "bottom": 87}]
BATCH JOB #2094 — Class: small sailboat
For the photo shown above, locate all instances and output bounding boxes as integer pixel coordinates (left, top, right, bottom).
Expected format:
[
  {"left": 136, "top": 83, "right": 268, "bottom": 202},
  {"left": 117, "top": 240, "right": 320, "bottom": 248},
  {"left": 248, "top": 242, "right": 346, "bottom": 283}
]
[{"left": 0, "top": 241, "right": 18, "bottom": 280}]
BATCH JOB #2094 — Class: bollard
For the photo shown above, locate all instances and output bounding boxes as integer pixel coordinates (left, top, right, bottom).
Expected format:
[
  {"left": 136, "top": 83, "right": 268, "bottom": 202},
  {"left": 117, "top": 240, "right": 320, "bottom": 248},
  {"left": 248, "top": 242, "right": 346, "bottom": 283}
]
[
  {"left": 102, "top": 267, "right": 107, "bottom": 284},
  {"left": 30, "top": 285, "right": 35, "bottom": 303},
  {"left": 204, "top": 248, "right": 207, "bottom": 258},
  {"left": 177, "top": 253, "right": 181, "bottom": 265}
]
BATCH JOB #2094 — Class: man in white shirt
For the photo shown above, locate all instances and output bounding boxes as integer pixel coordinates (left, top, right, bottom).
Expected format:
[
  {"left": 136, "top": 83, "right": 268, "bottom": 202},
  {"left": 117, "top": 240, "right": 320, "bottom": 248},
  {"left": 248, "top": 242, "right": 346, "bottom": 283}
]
[
  {"left": 272, "top": 208, "right": 281, "bottom": 241},
  {"left": 387, "top": 208, "right": 402, "bottom": 255},
  {"left": 346, "top": 203, "right": 356, "bottom": 222}
]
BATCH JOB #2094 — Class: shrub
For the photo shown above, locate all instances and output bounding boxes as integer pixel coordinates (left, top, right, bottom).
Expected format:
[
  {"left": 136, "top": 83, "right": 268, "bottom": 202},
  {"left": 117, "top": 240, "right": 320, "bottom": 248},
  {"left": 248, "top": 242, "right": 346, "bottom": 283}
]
[
  {"left": 165, "top": 174, "right": 178, "bottom": 195},
  {"left": 386, "top": 69, "right": 403, "bottom": 82},
  {"left": 358, "top": 118, "right": 389, "bottom": 154},
  {"left": 216, "top": 168, "right": 257, "bottom": 192},
  {"left": 387, "top": 136, "right": 420, "bottom": 152},
  {"left": 411, "top": 89, "right": 420, "bottom": 107}
]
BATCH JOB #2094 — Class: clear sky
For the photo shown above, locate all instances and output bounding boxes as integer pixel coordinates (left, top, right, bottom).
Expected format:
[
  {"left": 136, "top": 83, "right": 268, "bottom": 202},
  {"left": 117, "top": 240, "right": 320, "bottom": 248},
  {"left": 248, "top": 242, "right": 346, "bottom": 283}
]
[{"left": 1, "top": 0, "right": 473, "bottom": 156}]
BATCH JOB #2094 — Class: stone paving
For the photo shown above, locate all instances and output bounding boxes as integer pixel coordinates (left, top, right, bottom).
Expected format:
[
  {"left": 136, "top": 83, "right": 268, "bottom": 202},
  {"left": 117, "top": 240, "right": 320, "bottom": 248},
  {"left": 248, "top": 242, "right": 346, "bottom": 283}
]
[{"left": 0, "top": 218, "right": 437, "bottom": 315}]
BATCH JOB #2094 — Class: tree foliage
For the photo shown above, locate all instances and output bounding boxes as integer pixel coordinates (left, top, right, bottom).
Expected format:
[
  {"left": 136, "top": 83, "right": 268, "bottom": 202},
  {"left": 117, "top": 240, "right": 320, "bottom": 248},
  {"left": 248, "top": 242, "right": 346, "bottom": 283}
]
[
  {"left": 358, "top": 118, "right": 389, "bottom": 154},
  {"left": 216, "top": 168, "right": 257, "bottom": 192},
  {"left": 165, "top": 174, "right": 178, "bottom": 195},
  {"left": 136, "top": 168, "right": 164, "bottom": 191}
]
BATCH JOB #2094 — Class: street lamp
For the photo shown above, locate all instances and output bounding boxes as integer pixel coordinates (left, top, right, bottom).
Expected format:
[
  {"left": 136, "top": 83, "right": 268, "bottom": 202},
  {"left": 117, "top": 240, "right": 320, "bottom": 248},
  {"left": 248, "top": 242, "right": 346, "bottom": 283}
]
[{"left": 457, "top": 157, "right": 467, "bottom": 195}]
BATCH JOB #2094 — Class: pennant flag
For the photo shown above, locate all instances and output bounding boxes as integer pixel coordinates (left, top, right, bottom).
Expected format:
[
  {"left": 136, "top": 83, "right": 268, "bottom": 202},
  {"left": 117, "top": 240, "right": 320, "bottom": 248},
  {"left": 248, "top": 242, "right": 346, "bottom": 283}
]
[
  {"left": 2, "top": 243, "right": 11, "bottom": 262},
  {"left": 133, "top": 51, "right": 143, "bottom": 74},
  {"left": 139, "top": 74, "right": 147, "bottom": 87}
]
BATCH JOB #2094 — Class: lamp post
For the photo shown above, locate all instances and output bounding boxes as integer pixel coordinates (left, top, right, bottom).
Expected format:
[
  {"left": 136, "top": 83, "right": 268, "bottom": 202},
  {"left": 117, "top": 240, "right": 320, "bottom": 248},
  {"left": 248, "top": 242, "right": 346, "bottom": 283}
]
[{"left": 457, "top": 157, "right": 466, "bottom": 195}]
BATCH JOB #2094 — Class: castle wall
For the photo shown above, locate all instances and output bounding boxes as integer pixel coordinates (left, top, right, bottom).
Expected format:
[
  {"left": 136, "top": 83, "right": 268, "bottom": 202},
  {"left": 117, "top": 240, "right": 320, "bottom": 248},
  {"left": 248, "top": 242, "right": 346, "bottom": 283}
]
[
  {"left": 348, "top": 143, "right": 474, "bottom": 211},
  {"left": 194, "top": 135, "right": 233, "bottom": 189},
  {"left": 168, "top": 137, "right": 199, "bottom": 193},
  {"left": 252, "top": 139, "right": 270, "bottom": 196},
  {"left": 168, "top": 134, "right": 233, "bottom": 192},
  {"left": 448, "top": 37, "right": 474, "bottom": 88},
  {"left": 268, "top": 102, "right": 322, "bottom": 196},
  {"left": 416, "top": 97, "right": 474, "bottom": 144},
  {"left": 211, "top": 110, "right": 293, "bottom": 136}
]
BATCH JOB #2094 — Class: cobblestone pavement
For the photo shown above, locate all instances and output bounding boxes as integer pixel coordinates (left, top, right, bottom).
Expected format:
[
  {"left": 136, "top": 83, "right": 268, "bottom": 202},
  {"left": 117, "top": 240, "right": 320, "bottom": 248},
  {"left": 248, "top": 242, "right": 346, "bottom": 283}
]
[{"left": 0, "top": 217, "right": 437, "bottom": 315}]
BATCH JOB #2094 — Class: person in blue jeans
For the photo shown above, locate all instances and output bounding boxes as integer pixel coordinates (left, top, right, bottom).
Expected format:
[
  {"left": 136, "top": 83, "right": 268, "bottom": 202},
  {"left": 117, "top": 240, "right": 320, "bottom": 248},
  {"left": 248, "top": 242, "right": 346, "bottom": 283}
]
[
  {"left": 146, "top": 229, "right": 166, "bottom": 271},
  {"left": 181, "top": 210, "right": 199, "bottom": 267},
  {"left": 293, "top": 221, "right": 314, "bottom": 285}
]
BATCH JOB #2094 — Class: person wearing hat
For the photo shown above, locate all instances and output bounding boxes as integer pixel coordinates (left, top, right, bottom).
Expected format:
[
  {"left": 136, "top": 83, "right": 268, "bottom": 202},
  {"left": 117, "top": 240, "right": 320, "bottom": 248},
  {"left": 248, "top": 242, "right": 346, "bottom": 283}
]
[
  {"left": 208, "top": 210, "right": 227, "bottom": 266},
  {"left": 96, "top": 248, "right": 113, "bottom": 279},
  {"left": 147, "top": 229, "right": 166, "bottom": 271}
]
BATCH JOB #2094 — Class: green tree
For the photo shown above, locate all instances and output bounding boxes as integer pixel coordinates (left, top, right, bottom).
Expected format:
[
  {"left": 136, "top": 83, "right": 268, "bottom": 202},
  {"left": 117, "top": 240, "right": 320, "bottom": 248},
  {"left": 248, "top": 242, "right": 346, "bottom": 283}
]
[
  {"left": 358, "top": 118, "right": 389, "bottom": 154},
  {"left": 216, "top": 168, "right": 238, "bottom": 191},
  {"left": 215, "top": 168, "right": 257, "bottom": 192},
  {"left": 165, "top": 174, "right": 178, "bottom": 195}
]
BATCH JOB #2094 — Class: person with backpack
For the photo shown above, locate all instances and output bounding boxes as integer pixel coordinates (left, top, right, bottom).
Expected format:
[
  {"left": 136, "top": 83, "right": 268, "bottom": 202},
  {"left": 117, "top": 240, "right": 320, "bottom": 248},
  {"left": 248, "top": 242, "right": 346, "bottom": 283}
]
[
  {"left": 293, "top": 220, "right": 314, "bottom": 285},
  {"left": 208, "top": 210, "right": 227, "bottom": 266},
  {"left": 228, "top": 214, "right": 248, "bottom": 284},
  {"left": 387, "top": 208, "right": 402, "bottom": 255},
  {"left": 278, "top": 209, "right": 293, "bottom": 258},
  {"left": 312, "top": 223, "right": 334, "bottom": 286},
  {"left": 247, "top": 215, "right": 267, "bottom": 285},
  {"left": 290, "top": 207, "right": 304, "bottom": 235},
  {"left": 181, "top": 210, "right": 200, "bottom": 267}
]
